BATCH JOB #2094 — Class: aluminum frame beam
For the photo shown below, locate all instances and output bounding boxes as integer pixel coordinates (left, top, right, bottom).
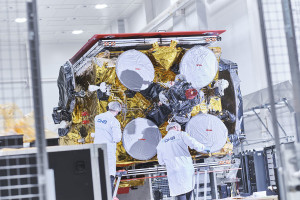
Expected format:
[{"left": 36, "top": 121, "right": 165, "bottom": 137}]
[
  {"left": 281, "top": 0, "right": 300, "bottom": 142},
  {"left": 27, "top": 1, "right": 49, "bottom": 199},
  {"left": 252, "top": 108, "right": 274, "bottom": 139},
  {"left": 257, "top": 0, "right": 287, "bottom": 199}
]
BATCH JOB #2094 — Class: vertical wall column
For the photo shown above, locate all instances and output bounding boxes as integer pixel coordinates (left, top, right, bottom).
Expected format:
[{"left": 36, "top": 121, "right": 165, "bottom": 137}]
[
  {"left": 117, "top": 19, "right": 125, "bottom": 33},
  {"left": 173, "top": 8, "right": 186, "bottom": 31},
  {"left": 145, "top": 0, "right": 155, "bottom": 23},
  {"left": 195, "top": 0, "right": 208, "bottom": 29}
]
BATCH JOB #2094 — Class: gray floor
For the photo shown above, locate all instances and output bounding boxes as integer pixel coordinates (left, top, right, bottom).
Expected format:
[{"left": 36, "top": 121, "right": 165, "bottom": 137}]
[{"left": 117, "top": 178, "right": 152, "bottom": 200}]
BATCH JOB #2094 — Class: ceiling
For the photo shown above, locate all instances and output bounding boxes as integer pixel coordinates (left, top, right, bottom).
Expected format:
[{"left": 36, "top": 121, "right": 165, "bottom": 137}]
[{"left": 0, "top": 0, "right": 144, "bottom": 44}]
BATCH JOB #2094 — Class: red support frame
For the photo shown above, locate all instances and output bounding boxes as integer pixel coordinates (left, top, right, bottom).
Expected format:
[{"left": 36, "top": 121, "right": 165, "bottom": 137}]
[{"left": 69, "top": 30, "right": 226, "bottom": 65}]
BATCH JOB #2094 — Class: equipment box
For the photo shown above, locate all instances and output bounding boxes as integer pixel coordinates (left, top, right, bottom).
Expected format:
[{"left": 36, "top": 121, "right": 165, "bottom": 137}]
[
  {"left": 0, "top": 135, "right": 23, "bottom": 149},
  {"left": 0, "top": 144, "right": 111, "bottom": 200}
]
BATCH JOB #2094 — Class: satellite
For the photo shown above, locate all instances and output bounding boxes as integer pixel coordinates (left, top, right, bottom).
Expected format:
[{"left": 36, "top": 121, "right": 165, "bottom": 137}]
[{"left": 52, "top": 31, "right": 244, "bottom": 162}]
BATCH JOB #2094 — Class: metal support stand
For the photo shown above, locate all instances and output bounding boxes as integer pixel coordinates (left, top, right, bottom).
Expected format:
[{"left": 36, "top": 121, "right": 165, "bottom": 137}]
[
  {"left": 27, "top": 1, "right": 49, "bottom": 199},
  {"left": 209, "top": 169, "right": 218, "bottom": 199},
  {"left": 204, "top": 169, "right": 208, "bottom": 200},
  {"left": 243, "top": 154, "right": 252, "bottom": 194},
  {"left": 196, "top": 170, "right": 199, "bottom": 200},
  {"left": 252, "top": 108, "right": 274, "bottom": 139},
  {"left": 244, "top": 99, "right": 293, "bottom": 144},
  {"left": 283, "top": 98, "right": 294, "bottom": 113},
  {"left": 113, "top": 170, "right": 127, "bottom": 198},
  {"left": 266, "top": 107, "right": 288, "bottom": 138}
]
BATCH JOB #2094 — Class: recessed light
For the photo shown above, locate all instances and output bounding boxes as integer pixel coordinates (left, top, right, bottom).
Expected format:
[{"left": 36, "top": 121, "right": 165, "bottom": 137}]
[
  {"left": 15, "top": 18, "right": 27, "bottom": 23},
  {"left": 72, "top": 30, "right": 83, "bottom": 35},
  {"left": 95, "top": 4, "right": 108, "bottom": 9}
]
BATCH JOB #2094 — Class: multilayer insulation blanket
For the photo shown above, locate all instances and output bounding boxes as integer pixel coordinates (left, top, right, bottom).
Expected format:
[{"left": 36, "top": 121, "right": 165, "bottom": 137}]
[{"left": 53, "top": 41, "right": 240, "bottom": 164}]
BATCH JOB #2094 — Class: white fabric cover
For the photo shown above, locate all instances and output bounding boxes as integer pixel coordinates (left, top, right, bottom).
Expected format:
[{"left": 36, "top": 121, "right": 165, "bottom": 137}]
[
  {"left": 94, "top": 111, "right": 122, "bottom": 176},
  {"left": 116, "top": 50, "right": 154, "bottom": 91},
  {"left": 123, "top": 118, "right": 162, "bottom": 160},
  {"left": 156, "top": 130, "right": 205, "bottom": 196},
  {"left": 185, "top": 113, "right": 228, "bottom": 153},
  {"left": 179, "top": 46, "right": 218, "bottom": 89}
]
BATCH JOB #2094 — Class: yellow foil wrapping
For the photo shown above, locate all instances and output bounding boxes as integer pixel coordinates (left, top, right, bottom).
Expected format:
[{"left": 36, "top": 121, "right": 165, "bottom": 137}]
[
  {"left": 63, "top": 45, "right": 228, "bottom": 166},
  {"left": 193, "top": 139, "right": 233, "bottom": 157},
  {"left": 150, "top": 41, "right": 183, "bottom": 71},
  {"left": 63, "top": 63, "right": 103, "bottom": 144},
  {"left": 212, "top": 140, "right": 234, "bottom": 156},
  {"left": 59, "top": 135, "right": 79, "bottom": 145},
  {"left": 153, "top": 66, "right": 176, "bottom": 84},
  {"left": 0, "top": 103, "right": 23, "bottom": 132},
  {"left": 191, "top": 96, "right": 222, "bottom": 116},
  {"left": 0, "top": 104, "right": 57, "bottom": 143},
  {"left": 119, "top": 179, "right": 145, "bottom": 188},
  {"left": 72, "top": 103, "right": 83, "bottom": 124},
  {"left": 209, "top": 47, "right": 222, "bottom": 62},
  {"left": 207, "top": 97, "right": 222, "bottom": 112}
]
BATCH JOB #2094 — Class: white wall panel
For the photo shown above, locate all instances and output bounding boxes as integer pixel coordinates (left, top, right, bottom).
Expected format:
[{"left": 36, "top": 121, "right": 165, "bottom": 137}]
[
  {"left": 126, "top": 3, "right": 147, "bottom": 33},
  {"left": 40, "top": 43, "right": 83, "bottom": 132}
]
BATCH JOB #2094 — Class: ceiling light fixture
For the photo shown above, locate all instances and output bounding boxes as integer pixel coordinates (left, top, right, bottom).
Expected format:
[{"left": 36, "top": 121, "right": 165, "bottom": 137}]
[
  {"left": 72, "top": 30, "right": 83, "bottom": 35},
  {"left": 15, "top": 18, "right": 27, "bottom": 23},
  {"left": 95, "top": 4, "right": 108, "bottom": 9}
]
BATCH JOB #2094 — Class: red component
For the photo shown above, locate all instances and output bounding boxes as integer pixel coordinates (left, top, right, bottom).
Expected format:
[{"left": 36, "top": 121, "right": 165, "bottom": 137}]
[
  {"left": 206, "top": 129, "right": 212, "bottom": 131},
  {"left": 69, "top": 30, "right": 226, "bottom": 64},
  {"left": 81, "top": 111, "right": 89, "bottom": 116},
  {"left": 139, "top": 138, "right": 146, "bottom": 141},
  {"left": 117, "top": 187, "right": 130, "bottom": 194},
  {"left": 82, "top": 120, "right": 90, "bottom": 124},
  {"left": 185, "top": 89, "right": 198, "bottom": 100}
]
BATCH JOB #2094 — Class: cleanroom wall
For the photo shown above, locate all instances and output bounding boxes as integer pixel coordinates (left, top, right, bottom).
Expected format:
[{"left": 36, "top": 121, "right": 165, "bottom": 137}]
[
  {"left": 39, "top": 0, "right": 279, "bottom": 139},
  {"left": 40, "top": 43, "right": 84, "bottom": 132}
]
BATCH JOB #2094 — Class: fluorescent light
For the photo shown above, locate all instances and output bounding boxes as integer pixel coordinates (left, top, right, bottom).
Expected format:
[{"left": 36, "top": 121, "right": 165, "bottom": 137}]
[
  {"left": 15, "top": 18, "right": 27, "bottom": 23},
  {"left": 72, "top": 30, "right": 83, "bottom": 35},
  {"left": 95, "top": 4, "right": 108, "bottom": 9}
]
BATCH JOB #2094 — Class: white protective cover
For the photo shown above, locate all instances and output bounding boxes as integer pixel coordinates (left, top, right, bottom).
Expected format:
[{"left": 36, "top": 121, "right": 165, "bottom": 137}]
[
  {"left": 116, "top": 50, "right": 154, "bottom": 91},
  {"left": 179, "top": 46, "right": 218, "bottom": 89},
  {"left": 122, "top": 118, "right": 162, "bottom": 160},
  {"left": 185, "top": 113, "right": 228, "bottom": 153}
]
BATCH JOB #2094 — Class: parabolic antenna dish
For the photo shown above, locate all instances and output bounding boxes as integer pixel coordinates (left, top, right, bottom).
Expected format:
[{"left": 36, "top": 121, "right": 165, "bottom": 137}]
[
  {"left": 116, "top": 50, "right": 154, "bottom": 91},
  {"left": 179, "top": 46, "right": 218, "bottom": 89},
  {"left": 185, "top": 113, "right": 228, "bottom": 153},
  {"left": 122, "top": 118, "right": 162, "bottom": 160}
]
